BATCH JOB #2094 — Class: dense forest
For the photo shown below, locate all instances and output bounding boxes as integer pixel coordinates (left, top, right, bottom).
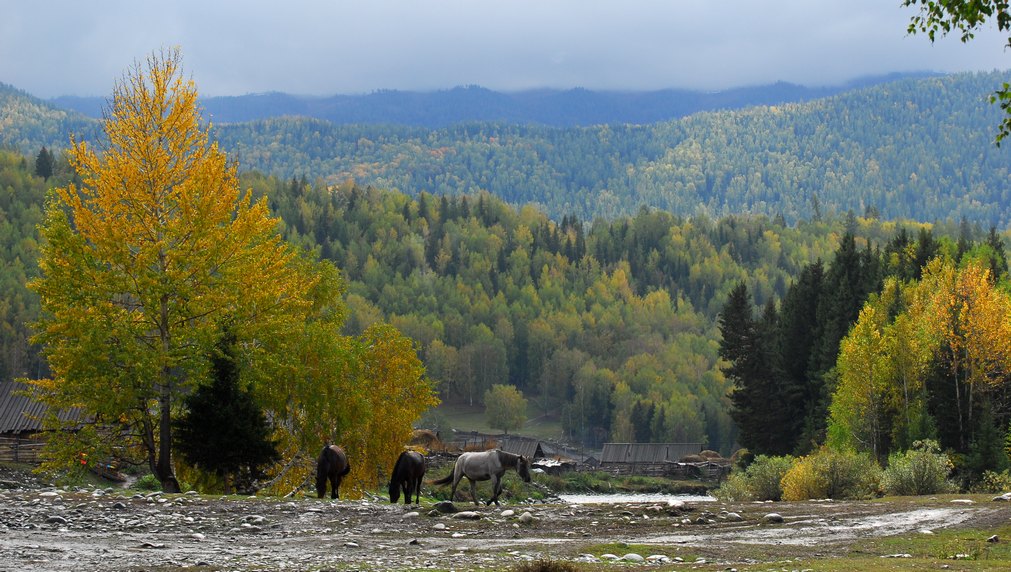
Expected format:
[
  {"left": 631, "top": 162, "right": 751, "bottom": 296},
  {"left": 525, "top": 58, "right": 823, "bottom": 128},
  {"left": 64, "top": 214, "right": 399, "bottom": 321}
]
[
  {"left": 3, "top": 147, "right": 1004, "bottom": 458},
  {"left": 3, "top": 72, "right": 1010, "bottom": 225}
]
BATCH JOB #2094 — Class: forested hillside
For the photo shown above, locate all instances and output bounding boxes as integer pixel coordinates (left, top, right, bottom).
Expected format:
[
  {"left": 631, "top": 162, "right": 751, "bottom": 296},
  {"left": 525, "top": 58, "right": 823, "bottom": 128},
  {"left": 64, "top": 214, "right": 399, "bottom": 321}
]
[
  {"left": 5, "top": 148, "right": 999, "bottom": 455},
  {"left": 213, "top": 72, "right": 1011, "bottom": 225},
  {"left": 3, "top": 72, "right": 1010, "bottom": 225}
]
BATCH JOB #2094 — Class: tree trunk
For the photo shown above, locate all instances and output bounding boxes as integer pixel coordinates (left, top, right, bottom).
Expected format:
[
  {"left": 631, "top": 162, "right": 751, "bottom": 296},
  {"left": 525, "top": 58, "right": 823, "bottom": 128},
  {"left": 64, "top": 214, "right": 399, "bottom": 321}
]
[{"left": 156, "top": 379, "right": 181, "bottom": 493}]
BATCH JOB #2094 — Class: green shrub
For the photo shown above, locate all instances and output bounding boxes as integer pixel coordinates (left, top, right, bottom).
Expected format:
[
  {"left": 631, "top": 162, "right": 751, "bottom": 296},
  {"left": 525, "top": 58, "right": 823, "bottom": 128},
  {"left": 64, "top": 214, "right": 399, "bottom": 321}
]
[
  {"left": 134, "top": 474, "right": 162, "bottom": 492},
  {"left": 781, "top": 447, "right": 881, "bottom": 500},
  {"left": 712, "top": 471, "right": 752, "bottom": 501},
  {"left": 713, "top": 454, "right": 794, "bottom": 501},
  {"left": 746, "top": 455, "right": 795, "bottom": 501},
  {"left": 882, "top": 440, "right": 956, "bottom": 496},
  {"left": 970, "top": 469, "right": 1011, "bottom": 493}
]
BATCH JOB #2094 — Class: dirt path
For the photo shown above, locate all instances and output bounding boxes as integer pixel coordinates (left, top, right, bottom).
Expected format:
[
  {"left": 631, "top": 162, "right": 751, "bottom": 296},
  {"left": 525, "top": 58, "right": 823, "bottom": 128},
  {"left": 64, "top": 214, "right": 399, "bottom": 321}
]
[{"left": 0, "top": 483, "right": 1008, "bottom": 571}]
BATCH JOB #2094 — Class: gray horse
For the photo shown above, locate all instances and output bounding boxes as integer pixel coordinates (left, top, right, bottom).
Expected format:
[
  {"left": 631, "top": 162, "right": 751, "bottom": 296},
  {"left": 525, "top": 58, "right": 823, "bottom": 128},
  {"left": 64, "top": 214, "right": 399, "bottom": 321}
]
[{"left": 431, "top": 449, "right": 531, "bottom": 506}]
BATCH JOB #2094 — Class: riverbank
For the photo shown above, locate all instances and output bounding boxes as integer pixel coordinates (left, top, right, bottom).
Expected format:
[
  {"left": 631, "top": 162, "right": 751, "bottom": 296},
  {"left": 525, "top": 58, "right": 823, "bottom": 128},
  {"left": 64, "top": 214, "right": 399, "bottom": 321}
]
[{"left": 2, "top": 471, "right": 1010, "bottom": 571}]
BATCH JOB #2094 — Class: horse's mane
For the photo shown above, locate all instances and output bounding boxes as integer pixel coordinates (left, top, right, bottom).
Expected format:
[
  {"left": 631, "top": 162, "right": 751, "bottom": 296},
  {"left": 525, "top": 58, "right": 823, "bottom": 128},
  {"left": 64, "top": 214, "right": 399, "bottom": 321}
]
[
  {"left": 495, "top": 449, "right": 523, "bottom": 464},
  {"left": 391, "top": 451, "right": 406, "bottom": 476}
]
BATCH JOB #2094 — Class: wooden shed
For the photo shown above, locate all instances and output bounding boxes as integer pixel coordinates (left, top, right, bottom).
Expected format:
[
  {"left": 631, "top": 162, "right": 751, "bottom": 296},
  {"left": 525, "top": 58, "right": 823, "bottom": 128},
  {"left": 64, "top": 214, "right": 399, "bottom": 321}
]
[
  {"left": 0, "top": 381, "right": 80, "bottom": 463},
  {"left": 496, "top": 436, "right": 548, "bottom": 460},
  {"left": 599, "top": 442, "right": 704, "bottom": 476}
]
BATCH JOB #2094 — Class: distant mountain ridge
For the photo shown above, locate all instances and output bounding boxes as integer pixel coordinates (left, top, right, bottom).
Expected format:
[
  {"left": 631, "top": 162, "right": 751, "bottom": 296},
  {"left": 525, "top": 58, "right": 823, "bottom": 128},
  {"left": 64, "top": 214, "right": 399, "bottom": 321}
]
[
  {"left": 4, "top": 71, "right": 1011, "bottom": 226},
  {"left": 47, "top": 72, "right": 939, "bottom": 128}
]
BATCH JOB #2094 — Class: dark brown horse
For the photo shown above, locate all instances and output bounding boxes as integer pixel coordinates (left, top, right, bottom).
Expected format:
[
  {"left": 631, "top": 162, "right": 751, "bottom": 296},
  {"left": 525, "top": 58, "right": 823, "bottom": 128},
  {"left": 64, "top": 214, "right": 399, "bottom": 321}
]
[
  {"left": 388, "top": 450, "right": 426, "bottom": 504},
  {"left": 432, "top": 449, "right": 531, "bottom": 506},
  {"left": 316, "top": 444, "right": 350, "bottom": 499}
]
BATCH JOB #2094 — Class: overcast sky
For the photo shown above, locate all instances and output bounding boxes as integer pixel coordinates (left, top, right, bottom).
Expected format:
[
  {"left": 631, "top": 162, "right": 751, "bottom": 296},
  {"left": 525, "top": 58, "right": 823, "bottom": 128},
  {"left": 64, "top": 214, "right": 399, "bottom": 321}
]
[{"left": 2, "top": 0, "right": 1008, "bottom": 98}]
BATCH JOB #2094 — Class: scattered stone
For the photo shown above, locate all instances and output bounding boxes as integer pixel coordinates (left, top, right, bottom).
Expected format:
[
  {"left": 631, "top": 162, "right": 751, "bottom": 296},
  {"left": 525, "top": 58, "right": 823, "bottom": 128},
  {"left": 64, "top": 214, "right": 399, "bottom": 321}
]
[
  {"left": 882, "top": 553, "right": 912, "bottom": 558},
  {"left": 621, "top": 553, "right": 644, "bottom": 562},
  {"left": 991, "top": 492, "right": 1011, "bottom": 502},
  {"left": 45, "top": 516, "right": 68, "bottom": 525},
  {"left": 599, "top": 553, "right": 620, "bottom": 561},
  {"left": 646, "top": 554, "right": 670, "bottom": 563},
  {"left": 452, "top": 511, "right": 481, "bottom": 520},
  {"left": 432, "top": 523, "right": 447, "bottom": 530},
  {"left": 345, "top": 541, "right": 359, "bottom": 548},
  {"left": 725, "top": 512, "right": 744, "bottom": 522},
  {"left": 432, "top": 501, "right": 457, "bottom": 514},
  {"left": 988, "top": 535, "right": 999, "bottom": 543},
  {"left": 763, "top": 513, "right": 784, "bottom": 523},
  {"left": 518, "top": 511, "right": 534, "bottom": 524},
  {"left": 500, "top": 509, "right": 515, "bottom": 517},
  {"left": 402, "top": 511, "right": 420, "bottom": 518},
  {"left": 950, "top": 499, "right": 975, "bottom": 505},
  {"left": 409, "top": 539, "right": 421, "bottom": 546}
]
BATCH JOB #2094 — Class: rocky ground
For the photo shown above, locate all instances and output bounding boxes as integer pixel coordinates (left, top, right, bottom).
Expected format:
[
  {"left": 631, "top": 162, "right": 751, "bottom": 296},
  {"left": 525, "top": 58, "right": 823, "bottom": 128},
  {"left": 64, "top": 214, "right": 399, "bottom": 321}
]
[{"left": 0, "top": 465, "right": 1009, "bottom": 571}]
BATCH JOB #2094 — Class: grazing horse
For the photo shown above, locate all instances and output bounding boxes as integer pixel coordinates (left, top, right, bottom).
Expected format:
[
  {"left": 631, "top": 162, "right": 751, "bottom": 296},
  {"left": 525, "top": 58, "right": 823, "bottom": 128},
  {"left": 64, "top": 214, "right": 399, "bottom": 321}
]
[
  {"left": 431, "top": 449, "right": 531, "bottom": 506},
  {"left": 388, "top": 450, "right": 427, "bottom": 504},
  {"left": 315, "top": 444, "right": 350, "bottom": 499}
]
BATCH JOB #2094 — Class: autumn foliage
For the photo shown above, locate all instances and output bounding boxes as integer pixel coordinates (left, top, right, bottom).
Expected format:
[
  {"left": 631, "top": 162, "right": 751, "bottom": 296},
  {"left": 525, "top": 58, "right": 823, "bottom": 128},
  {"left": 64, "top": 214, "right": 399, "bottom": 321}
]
[{"left": 28, "top": 49, "right": 436, "bottom": 494}]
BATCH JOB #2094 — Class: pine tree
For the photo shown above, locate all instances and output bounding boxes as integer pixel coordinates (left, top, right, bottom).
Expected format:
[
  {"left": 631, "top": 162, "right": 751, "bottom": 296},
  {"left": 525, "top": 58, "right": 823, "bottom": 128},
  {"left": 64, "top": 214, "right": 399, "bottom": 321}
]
[
  {"left": 174, "top": 331, "right": 279, "bottom": 493},
  {"left": 34, "top": 146, "right": 53, "bottom": 181},
  {"left": 719, "top": 282, "right": 781, "bottom": 454}
]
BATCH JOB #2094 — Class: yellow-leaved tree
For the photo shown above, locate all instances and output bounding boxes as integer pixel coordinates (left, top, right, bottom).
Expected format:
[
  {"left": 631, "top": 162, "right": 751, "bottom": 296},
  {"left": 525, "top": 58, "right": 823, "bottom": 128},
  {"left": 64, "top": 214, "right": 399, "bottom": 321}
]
[
  {"left": 29, "top": 49, "right": 437, "bottom": 494},
  {"left": 829, "top": 257, "right": 1011, "bottom": 459}
]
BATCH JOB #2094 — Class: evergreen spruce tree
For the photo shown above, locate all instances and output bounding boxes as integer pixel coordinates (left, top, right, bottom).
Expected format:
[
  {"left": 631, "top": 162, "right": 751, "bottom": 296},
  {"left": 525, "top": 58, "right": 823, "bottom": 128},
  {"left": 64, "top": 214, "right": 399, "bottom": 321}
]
[
  {"left": 774, "top": 261, "right": 824, "bottom": 450},
  {"left": 34, "top": 146, "right": 53, "bottom": 181},
  {"left": 719, "top": 282, "right": 782, "bottom": 454},
  {"left": 174, "top": 332, "right": 279, "bottom": 493},
  {"left": 986, "top": 226, "right": 1008, "bottom": 279}
]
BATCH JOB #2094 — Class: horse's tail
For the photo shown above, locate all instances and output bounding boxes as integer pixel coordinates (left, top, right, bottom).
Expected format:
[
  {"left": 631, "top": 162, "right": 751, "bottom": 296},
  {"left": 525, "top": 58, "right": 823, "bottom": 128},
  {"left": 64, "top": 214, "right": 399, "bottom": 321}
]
[
  {"left": 431, "top": 470, "right": 454, "bottom": 485},
  {"left": 340, "top": 462, "right": 351, "bottom": 476}
]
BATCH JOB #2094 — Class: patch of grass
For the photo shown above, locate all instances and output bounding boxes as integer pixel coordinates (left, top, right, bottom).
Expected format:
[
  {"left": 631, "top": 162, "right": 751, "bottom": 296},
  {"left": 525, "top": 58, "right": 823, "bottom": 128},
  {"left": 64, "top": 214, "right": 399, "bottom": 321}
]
[
  {"left": 434, "top": 402, "right": 564, "bottom": 443},
  {"left": 510, "top": 559, "right": 580, "bottom": 572},
  {"left": 871, "top": 524, "right": 1011, "bottom": 562}
]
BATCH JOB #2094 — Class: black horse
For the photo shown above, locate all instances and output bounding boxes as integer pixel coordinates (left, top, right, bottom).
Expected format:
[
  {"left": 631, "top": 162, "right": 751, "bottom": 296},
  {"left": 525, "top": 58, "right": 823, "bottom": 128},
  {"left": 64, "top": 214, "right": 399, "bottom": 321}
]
[
  {"left": 388, "top": 450, "right": 426, "bottom": 504},
  {"left": 315, "top": 444, "right": 350, "bottom": 499}
]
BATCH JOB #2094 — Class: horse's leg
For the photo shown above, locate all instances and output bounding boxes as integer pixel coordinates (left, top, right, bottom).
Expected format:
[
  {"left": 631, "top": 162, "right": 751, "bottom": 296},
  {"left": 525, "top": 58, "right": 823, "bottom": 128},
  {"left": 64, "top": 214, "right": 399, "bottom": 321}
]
[
  {"left": 331, "top": 475, "right": 339, "bottom": 500},
  {"left": 449, "top": 473, "right": 460, "bottom": 502},
  {"left": 413, "top": 476, "right": 422, "bottom": 504},
  {"left": 402, "top": 481, "right": 411, "bottom": 505},
  {"left": 469, "top": 478, "right": 479, "bottom": 506},
  {"left": 488, "top": 474, "right": 502, "bottom": 506}
]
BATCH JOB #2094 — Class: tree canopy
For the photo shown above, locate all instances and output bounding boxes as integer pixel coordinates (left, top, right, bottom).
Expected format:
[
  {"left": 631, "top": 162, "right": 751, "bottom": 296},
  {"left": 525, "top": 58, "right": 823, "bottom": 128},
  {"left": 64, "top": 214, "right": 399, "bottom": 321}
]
[
  {"left": 27, "top": 49, "right": 436, "bottom": 495},
  {"left": 904, "top": 0, "right": 1011, "bottom": 143}
]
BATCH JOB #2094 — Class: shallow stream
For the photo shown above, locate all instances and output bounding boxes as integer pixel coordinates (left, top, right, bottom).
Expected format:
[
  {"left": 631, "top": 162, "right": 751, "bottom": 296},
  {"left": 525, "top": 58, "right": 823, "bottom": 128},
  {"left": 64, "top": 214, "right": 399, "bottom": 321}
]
[{"left": 557, "top": 492, "right": 716, "bottom": 504}]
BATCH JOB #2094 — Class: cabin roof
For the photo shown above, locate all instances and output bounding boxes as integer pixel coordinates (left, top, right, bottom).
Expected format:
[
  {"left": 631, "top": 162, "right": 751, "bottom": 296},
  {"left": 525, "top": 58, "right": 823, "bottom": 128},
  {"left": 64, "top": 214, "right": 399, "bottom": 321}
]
[
  {"left": 0, "top": 381, "right": 81, "bottom": 434},
  {"left": 496, "top": 436, "right": 547, "bottom": 459},
  {"left": 600, "top": 442, "right": 703, "bottom": 464}
]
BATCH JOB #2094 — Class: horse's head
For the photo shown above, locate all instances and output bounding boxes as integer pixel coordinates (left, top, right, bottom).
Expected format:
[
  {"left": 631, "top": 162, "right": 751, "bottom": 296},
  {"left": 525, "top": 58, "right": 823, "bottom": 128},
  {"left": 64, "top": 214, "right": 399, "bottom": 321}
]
[
  {"left": 388, "top": 478, "right": 401, "bottom": 503},
  {"left": 517, "top": 455, "right": 532, "bottom": 482}
]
